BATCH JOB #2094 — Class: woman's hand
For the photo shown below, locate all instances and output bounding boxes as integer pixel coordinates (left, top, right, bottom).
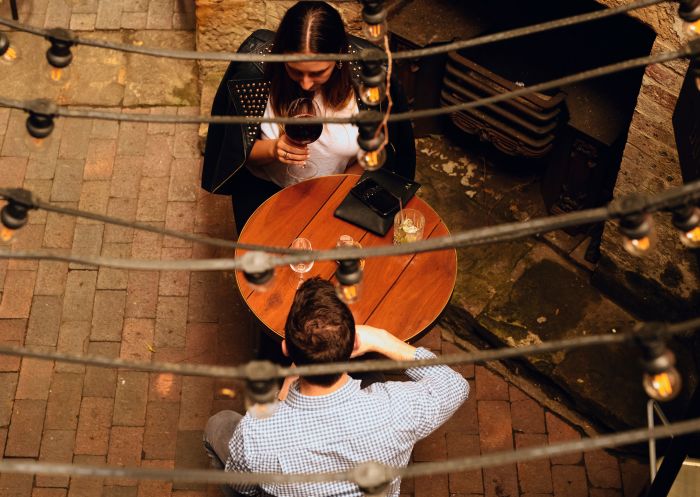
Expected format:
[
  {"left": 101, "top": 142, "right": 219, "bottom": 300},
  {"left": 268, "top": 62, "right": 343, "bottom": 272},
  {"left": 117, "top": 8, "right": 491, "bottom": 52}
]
[{"left": 275, "top": 135, "right": 309, "bottom": 166}]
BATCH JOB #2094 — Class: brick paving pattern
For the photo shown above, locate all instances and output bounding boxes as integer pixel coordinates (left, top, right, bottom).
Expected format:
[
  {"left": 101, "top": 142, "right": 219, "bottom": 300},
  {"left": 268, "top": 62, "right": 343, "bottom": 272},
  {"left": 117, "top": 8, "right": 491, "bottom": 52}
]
[{"left": 0, "top": 1, "right": 650, "bottom": 496}]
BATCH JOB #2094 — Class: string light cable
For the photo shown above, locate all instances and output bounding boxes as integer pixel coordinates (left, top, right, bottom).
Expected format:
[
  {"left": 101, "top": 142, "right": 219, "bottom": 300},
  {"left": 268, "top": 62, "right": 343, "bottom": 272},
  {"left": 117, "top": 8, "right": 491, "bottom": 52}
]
[
  {"left": 0, "top": 187, "right": 305, "bottom": 256},
  {"left": 2, "top": 37, "right": 700, "bottom": 130},
  {"left": 2, "top": 177, "right": 699, "bottom": 274},
  {"left": 0, "top": 318, "right": 696, "bottom": 382},
  {"left": 0, "top": 0, "right": 673, "bottom": 63},
  {"left": 0, "top": 415, "right": 699, "bottom": 488}
]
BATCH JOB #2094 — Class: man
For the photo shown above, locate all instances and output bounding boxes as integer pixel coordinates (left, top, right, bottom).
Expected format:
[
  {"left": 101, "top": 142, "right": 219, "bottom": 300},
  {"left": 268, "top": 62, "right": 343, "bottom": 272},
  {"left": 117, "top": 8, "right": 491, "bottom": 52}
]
[{"left": 204, "top": 278, "right": 469, "bottom": 497}]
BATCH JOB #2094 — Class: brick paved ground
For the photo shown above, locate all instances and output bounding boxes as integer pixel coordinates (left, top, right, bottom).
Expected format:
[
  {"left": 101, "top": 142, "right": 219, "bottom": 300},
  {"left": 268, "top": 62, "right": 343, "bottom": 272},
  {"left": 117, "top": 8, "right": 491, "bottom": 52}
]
[{"left": 0, "top": 1, "right": 651, "bottom": 496}]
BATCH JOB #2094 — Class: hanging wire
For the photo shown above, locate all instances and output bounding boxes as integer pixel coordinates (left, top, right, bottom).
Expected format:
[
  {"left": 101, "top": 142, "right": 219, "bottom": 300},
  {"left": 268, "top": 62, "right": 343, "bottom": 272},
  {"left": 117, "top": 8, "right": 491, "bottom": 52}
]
[
  {"left": 0, "top": 0, "right": 669, "bottom": 62},
  {"left": 1, "top": 40, "right": 698, "bottom": 127},
  {"left": 0, "top": 318, "right": 697, "bottom": 380},
  {"left": 1, "top": 179, "right": 699, "bottom": 273},
  {"left": 0, "top": 417, "right": 698, "bottom": 484}
]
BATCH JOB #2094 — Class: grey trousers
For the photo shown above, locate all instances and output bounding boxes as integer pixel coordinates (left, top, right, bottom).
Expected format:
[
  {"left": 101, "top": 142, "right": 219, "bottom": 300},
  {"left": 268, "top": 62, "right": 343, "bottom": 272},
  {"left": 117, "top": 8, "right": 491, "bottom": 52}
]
[{"left": 204, "top": 410, "right": 244, "bottom": 497}]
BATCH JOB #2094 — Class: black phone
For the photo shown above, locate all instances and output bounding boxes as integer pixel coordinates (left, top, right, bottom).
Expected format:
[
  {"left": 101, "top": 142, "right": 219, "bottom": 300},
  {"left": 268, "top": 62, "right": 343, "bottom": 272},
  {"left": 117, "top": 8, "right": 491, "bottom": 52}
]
[{"left": 350, "top": 178, "right": 400, "bottom": 217}]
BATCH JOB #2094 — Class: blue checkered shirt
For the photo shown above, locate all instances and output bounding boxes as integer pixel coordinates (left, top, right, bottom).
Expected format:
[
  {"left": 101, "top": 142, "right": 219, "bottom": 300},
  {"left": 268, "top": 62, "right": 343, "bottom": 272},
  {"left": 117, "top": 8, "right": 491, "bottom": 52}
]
[{"left": 225, "top": 347, "right": 469, "bottom": 497}]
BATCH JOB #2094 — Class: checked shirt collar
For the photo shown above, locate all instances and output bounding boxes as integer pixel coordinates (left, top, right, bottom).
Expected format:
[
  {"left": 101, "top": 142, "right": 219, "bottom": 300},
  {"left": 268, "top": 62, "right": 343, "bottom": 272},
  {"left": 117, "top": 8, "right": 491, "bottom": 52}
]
[{"left": 284, "top": 376, "right": 362, "bottom": 410}]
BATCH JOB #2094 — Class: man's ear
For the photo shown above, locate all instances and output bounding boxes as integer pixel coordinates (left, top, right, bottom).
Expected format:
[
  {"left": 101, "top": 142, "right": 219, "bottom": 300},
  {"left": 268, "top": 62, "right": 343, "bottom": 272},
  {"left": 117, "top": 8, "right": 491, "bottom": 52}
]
[{"left": 281, "top": 339, "right": 289, "bottom": 357}]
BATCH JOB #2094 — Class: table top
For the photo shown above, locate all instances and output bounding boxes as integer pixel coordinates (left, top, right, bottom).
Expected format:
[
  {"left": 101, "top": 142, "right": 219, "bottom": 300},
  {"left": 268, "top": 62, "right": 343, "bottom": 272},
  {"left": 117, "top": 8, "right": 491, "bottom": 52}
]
[{"left": 234, "top": 174, "right": 458, "bottom": 343}]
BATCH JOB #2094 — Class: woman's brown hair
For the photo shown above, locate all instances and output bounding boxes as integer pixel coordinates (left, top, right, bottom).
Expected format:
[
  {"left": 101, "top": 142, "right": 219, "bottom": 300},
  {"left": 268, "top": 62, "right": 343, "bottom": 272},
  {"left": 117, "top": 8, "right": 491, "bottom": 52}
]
[{"left": 265, "top": 1, "right": 354, "bottom": 117}]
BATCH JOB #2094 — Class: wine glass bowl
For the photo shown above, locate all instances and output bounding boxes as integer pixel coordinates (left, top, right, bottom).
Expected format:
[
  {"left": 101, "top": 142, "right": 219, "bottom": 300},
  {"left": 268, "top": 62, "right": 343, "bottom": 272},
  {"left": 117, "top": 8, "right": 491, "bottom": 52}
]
[
  {"left": 285, "top": 98, "right": 322, "bottom": 182},
  {"left": 289, "top": 237, "right": 314, "bottom": 288}
]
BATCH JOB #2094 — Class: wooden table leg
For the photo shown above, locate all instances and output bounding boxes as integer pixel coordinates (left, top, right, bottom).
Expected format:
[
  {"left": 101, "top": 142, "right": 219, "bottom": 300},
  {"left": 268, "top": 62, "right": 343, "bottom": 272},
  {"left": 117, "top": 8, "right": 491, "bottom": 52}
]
[{"left": 10, "top": 0, "right": 19, "bottom": 20}]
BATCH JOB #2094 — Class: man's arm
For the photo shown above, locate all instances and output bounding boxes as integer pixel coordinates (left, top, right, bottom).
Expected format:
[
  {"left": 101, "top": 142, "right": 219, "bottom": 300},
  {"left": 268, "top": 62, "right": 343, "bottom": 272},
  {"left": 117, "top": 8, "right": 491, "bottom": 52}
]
[
  {"left": 352, "top": 324, "right": 417, "bottom": 360},
  {"left": 354, "top": 325, "right": 469, "bottom": 438}
]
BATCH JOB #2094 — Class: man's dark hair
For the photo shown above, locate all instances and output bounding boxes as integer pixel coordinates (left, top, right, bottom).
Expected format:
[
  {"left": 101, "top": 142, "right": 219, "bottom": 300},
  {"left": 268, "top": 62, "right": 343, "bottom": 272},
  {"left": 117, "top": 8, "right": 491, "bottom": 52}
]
[{"left": 284, "top": 277, "right": 355, "bottom": 386}]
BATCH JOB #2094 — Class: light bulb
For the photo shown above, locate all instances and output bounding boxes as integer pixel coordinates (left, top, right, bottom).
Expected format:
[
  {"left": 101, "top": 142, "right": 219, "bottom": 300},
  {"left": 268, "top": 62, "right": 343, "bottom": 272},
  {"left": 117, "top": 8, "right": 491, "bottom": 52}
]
[
  {"left": 622, "top": 234, "right": 656, "bottom": 256},
  {"left": 1, "top": 46, "right": 18, "bottom": 65},
  {"left": 0, "top": 200, "right": 29, "bottom": 242},
  {"left": 642, "top": 368, "right": 682, "bottom": 401},
  {"left": 24, "top": 134, "right": 52, "bottom": 153},
  {"left": 684, "top": 19, "right": 700, "bottom": 39},
  {"left": 363, "top": 20, "right": 387, "bottom": 42},
  {"left": 357, "top": 147, "right": 386, "bottom": 171},
  {"left": 335, "top": 259, "right": 363, "bottom": 305},
  {"left": 680, "top": 226, "right": 700, "bottom": 248},
  {"left": 47, "top": 65, "right": 71, "bottom": 86},
  {"left": 0, "top": 227, "right": 16, "bottom": 242},
  {"left": 359, "top": 82, "right": 385, "bottom": 107},
  {"left": 245, "top": 399, "right": 279, "bottom": 419},
  {"left": 0, "top": 32, "right": 18, "bottom": 65},
  {"left": 336, "top": 281, "right": 362, "bottom": 304},
  {"left": 619, "top": 213, "right": 656, "bottom": 257}
]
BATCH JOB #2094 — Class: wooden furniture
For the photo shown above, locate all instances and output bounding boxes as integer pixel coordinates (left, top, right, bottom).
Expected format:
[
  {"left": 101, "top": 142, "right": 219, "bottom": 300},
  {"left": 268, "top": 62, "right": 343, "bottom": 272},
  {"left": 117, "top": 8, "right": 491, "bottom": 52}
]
[{"left": 235, "top": 174, "right": 457, "bottom": 343}]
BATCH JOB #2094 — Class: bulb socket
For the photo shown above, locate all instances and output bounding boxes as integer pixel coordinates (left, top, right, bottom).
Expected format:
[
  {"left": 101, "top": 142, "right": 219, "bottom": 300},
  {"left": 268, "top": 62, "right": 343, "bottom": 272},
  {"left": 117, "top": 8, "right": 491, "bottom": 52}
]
[
  {"left": 361, "top": 0, "right": 387, "bottom": 24},
  {"left": 1, "top": 201, "right": 29, "bottom": 231},
  {"left": 360, "top": 50, "right": 386, "bottom": 86},
  {"left": 672, "top": 205, "right": 700, "bottom": 232},
  {"left": 243, "top": 268, "right": 274, "bottom": 287},
  {"left": 244, "top": 360, "right": 280, "bottom": 405},
  {"left": 357, "top": 112, "right": 385, "bottom": 152},
  {"left": 336, "top": 259, "right": 363, "bottom": 286},
  {"left": 46, "top": 28, "right": 75, "bottom": 69},
  {"left": 0, "top": 32, "right": 9, "bottom": 58},
  {"left": 679, "top": 0, "right": 700, "bottom": 22},
  {"left": 619, "top": 212, "right": 652, "bottom": 240},
  {"left": 26, "top": 113, "right": 54, "bottom": 139}
]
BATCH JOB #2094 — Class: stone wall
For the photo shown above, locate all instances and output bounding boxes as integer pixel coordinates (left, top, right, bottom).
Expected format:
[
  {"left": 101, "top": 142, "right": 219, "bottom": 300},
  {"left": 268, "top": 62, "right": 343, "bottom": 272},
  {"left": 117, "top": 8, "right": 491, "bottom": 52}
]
[{"left": 590, "top": 1, "right": 699, "bottom": 319}]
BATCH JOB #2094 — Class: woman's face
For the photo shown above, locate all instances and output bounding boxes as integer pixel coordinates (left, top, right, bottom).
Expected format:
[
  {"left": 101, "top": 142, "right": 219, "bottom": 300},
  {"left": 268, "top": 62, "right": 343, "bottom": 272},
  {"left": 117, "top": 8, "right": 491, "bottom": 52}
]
[{"left": 284, "top": 59, "right": 336, "bottom": 92}]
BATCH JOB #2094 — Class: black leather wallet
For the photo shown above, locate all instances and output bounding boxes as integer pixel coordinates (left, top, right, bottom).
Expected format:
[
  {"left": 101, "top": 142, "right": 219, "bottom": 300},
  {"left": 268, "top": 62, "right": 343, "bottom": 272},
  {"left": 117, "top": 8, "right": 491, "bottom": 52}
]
[{"left": 334, "top": 170, "right": 421, "bottom": 236}]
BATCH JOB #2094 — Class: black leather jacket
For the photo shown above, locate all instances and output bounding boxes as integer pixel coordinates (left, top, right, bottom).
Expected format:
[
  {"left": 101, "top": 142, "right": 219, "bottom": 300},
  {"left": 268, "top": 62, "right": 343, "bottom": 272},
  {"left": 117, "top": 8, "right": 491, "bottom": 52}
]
[{"left": 202, "top": 29, "right": 416, "bottom": 194}]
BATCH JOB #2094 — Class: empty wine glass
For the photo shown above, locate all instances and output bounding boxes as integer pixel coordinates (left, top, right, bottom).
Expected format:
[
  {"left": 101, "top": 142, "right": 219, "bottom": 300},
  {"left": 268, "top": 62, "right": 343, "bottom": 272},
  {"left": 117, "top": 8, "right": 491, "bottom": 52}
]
[
  {"left": 289, "top": 237, "right": 314, "bottom": 288},
  {"left": 285, "top": 98, "right": 322, "bottom": 182}
]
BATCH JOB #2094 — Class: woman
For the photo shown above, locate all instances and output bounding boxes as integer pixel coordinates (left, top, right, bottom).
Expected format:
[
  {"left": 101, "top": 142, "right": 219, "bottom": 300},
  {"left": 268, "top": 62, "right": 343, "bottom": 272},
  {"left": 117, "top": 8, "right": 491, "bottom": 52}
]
[{"left": 202, "top": 1, "right": 416, "bottom": 233}]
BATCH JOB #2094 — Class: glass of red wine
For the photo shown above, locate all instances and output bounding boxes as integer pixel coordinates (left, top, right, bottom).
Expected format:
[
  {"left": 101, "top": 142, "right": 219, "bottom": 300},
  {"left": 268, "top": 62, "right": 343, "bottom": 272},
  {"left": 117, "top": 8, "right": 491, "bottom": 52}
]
[{"left": 285, "top": 98, "right": 322, "bottom": 182}]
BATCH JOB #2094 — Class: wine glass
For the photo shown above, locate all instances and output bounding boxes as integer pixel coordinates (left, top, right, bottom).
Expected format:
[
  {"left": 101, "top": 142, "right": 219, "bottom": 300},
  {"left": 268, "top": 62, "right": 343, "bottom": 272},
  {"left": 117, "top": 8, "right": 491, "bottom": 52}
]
[
  {"left": 285, "top": 98, "right": 322, "bottom": 182},
  {"left": 289, "top": 237, "right": 314, "bottom": 288}
]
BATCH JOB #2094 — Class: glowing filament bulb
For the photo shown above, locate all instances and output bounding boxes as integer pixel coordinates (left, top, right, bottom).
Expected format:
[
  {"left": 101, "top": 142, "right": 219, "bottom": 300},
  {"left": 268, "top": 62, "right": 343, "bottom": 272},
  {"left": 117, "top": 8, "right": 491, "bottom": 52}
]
[
  {"left": 684, "top": 19, "right": 700, "bottom": 39},
  {"left": 336, "top": 282, "right": 361, "bottom": 304},
  {"left": 357, "top": 147, "right": 386, "bottom": 171},
  {"left": 623, "top": 235, "right": 654, "bottom": 256},
  {"left": 360, "top": 84, "right": 383, "bottom": 106},
  {"left": 680, "top": 226, "right": 700, "bottom": 248},
  {"left": 643, "top": 369, "right": 682, "bottom": 401},
  {"left": 1, "top": 45, "right": 18, "bottom": 64},
  {"left": 363, "top": 20, "right": 387, "bottom": 42},
  {"left": 0, "top": 227, "right": 16, "bottom": 242},
  {"left": 48, "top": 66, "right": 71, "bottom": 85}
]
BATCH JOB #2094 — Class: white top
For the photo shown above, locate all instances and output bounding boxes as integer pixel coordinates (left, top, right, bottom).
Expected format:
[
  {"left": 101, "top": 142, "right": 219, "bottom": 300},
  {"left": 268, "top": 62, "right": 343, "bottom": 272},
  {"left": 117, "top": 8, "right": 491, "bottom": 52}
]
[{"left": 248, "top": 93, "right": 360, "bottom": 187}]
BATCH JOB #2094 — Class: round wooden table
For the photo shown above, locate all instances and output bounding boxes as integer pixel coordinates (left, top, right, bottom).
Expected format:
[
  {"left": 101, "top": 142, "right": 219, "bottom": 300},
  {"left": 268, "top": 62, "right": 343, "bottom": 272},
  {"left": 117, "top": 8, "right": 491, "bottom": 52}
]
[{"left": 234, "top": 174, "right": 457, "bottom": 343}]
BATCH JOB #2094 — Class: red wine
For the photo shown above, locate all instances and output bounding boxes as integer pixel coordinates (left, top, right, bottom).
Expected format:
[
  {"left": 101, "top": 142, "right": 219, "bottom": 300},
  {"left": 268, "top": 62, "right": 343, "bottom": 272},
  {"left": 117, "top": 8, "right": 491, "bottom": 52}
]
[{"left": 285, "top": 114, "right": 323, "bottom": 145}]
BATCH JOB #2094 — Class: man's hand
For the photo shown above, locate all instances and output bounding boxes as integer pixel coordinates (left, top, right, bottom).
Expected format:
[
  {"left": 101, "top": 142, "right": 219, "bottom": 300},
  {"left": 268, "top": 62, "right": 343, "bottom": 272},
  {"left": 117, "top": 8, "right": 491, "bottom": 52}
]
[{"left": 353, "top": 324, "right": 417, "bottom": 361}]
